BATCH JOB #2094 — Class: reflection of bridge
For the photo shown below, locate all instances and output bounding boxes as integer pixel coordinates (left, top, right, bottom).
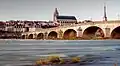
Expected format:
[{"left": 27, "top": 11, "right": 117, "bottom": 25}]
[{"left": 22, "top": 20, "right": 120, "bottom": 39}]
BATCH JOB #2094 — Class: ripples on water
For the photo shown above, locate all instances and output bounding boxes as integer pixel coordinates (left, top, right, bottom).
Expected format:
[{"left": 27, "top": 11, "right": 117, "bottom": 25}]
[{"left": 0, "top": 40, "right": 120, "bottom": 66}]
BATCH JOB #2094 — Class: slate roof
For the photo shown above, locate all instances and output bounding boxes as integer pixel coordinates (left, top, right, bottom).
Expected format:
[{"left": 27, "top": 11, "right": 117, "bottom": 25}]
[{"left": 56, "top": 16, "right": 77, "bottom": 20}]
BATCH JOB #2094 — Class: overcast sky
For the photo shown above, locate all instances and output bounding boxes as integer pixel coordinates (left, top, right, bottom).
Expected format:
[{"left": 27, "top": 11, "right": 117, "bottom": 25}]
[{"left": 0, "top": 0, "right": 120, "bottom": 21}]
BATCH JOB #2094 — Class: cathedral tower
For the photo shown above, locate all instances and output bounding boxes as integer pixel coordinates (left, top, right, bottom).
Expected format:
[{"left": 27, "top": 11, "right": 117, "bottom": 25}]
[{"left": 53, "top": 8, "right": 59, "bottom": 21}]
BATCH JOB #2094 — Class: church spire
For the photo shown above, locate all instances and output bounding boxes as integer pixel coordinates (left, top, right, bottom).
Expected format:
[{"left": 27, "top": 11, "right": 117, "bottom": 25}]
[
  {"left": 53, "top": 8, "right": 59, "bottom": 21},
  {"left": 103, "top": 3, "right": 107, "bottom": 22}
]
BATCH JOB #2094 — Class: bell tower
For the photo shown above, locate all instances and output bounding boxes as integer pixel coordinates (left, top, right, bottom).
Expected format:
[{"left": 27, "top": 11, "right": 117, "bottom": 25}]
[{"left": 53, "top": 8, "right": 59, "bottom": 21}]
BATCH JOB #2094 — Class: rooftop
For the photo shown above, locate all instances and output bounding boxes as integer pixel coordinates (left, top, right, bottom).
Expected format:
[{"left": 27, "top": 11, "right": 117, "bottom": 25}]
[{"left": 56, "top": 16, "right": 77, "bottom": 20}]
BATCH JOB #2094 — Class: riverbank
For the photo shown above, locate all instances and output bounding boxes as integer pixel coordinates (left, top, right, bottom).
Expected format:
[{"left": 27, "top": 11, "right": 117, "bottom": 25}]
[
  {"left": 35, "top": 37, "right": 115, "bottom": 40},
  {"left": 0, "top": 38, "right": 118, "bottom": 41},
  {"left": 0, "top": 36, "right": 118, "bottom": 40}
]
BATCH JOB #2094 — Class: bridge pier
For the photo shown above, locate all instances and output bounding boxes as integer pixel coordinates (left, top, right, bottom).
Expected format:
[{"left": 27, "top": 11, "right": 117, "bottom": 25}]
[
  {"left": 104, "top": 28, "right": 111, "bottom": 38},
  {"left": 58, "top": 30, "right": 63, "bottom": 39},
  {"left": 25, "top": 34, "right": 28, "bottom": 39},
  {"left": 77, "top": 30, "right": 82, "bottom": 38},
  {"left": 44, "top": 32, "right": 48, "bottom": 39},
  {"left": 33, "top": 33, "right": 37, "bottom": 39}
]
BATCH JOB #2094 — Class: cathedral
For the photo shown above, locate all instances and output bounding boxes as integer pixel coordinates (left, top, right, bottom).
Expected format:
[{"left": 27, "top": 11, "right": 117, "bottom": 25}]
[{"left": 53, "top": 8, "right": 77, "bottom": 26}]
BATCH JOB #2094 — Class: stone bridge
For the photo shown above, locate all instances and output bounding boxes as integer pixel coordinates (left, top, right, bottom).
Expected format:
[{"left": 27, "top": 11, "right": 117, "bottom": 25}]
[{"left": 22, "top": 20, "right": 120, "bottom": 39}]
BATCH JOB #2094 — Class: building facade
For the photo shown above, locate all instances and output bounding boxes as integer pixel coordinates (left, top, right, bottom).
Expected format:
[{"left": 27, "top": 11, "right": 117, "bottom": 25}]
[{"left": 53, "top": 8, "right": 77, "bottom": 26}]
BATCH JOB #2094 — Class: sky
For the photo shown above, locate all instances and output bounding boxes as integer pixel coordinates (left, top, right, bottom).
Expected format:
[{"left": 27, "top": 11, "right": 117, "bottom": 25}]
[{"left": 0, "top": 0, "right": 120, "bottom": 21}]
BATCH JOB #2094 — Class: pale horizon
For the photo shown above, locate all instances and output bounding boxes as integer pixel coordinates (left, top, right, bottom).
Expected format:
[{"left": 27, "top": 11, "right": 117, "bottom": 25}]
[{"left": 0, "top": 0, "right": 120, "bottom": 21}]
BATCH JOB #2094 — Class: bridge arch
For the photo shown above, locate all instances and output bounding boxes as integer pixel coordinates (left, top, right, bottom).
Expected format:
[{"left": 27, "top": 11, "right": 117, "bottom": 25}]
[
  {"left": 22, "top": 35, "right": 25, "bottom": 39},
  {"left": 37, "top": 33, "right": 44, "bottom": 39},
  {"left": 111, "top": 26, "right": 120, "bottom": 39},
  {"left": 82, "top": 26, "right": 104, "bottom": 39},
  {"left": 63, "top": 29, "right": 77, "bottom": 39},
  {"left": 48, "top": 31, "right": 58, "bottom": 39},
  {"left": 28, "top": 34, "right": 33, "bottom": 39}
]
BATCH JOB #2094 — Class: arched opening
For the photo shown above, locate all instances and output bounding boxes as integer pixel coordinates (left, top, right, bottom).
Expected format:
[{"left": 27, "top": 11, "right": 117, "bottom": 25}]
[
  {"left": 25, "top": 27, "right": 29, "bottom": 32},
  {"left": 82, "top": 26, "right": 104, "bottom": 39},
  {"left": 48, "top": 31, "right": 58, "bottom": 39},
  {"left": 63, "top": 29, "right": 77, "bottom": 39},
  {"left": 111, "top": 26, "right": 120, "bottom": 39},
  {"left": 28, "top": 34, "right": 33, "bottom": 39},
  {"left": 22, "top": 35, "right": 25, "bottom": 39},
  {"left": 37, "top": 33, "right": 44, "bottom": 39}
]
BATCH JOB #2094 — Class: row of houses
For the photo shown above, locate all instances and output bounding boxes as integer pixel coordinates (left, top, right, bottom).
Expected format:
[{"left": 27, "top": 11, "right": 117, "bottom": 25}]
[
  {"left": 0, "top": 20, "right": 60, "bottom": 39},
  {"left": 0, "top": 20, "right": 60, "bottom": 32}
]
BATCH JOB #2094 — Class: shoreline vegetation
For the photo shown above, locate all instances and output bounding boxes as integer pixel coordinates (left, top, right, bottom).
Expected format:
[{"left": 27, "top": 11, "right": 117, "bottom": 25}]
[
  {"left": 26, "top": 55, "right": 117, "bottom": 66},
  {"left": 34, "top": 56, "right": 81, "bottom": 66},
  {"left": 32, "top": 54, "right": 101, "bottom": 66}
]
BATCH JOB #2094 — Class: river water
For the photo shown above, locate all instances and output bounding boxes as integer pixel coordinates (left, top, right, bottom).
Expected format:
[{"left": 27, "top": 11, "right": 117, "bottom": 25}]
[{"left": 0, "top": 40, "right": 120, "bottom": 66}]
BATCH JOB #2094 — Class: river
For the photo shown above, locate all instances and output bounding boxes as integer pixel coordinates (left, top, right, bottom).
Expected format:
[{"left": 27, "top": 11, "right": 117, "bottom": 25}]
[{"left": 0, "top": 40, "right": 120, "bottom": 66}]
